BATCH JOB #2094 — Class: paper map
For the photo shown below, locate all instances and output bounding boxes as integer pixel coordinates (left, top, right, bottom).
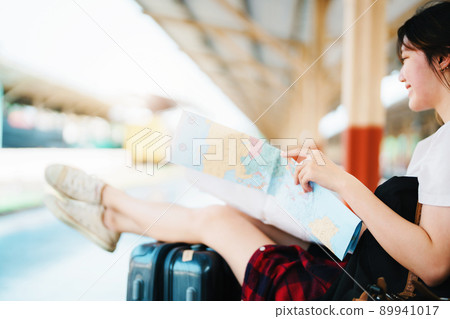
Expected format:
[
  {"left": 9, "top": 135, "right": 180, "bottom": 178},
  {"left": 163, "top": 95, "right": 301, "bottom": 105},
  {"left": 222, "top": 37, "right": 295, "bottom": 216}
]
[{"left": 171, "top": 111, "right": 362, "bottom": 260}]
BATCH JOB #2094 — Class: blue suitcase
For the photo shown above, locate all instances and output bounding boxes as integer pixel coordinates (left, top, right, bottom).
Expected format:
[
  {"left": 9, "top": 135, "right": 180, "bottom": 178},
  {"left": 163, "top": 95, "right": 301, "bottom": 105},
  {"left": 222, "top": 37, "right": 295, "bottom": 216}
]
[{"left": 127, "top": 242, "right": 241, "bottom": 301}]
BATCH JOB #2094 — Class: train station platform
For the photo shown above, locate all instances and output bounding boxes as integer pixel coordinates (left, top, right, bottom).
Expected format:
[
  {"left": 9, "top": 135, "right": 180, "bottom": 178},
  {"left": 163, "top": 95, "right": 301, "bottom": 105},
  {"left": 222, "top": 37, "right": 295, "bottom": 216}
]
[{"left": 0, "top": 148, "right": 223, "bottom": 300}]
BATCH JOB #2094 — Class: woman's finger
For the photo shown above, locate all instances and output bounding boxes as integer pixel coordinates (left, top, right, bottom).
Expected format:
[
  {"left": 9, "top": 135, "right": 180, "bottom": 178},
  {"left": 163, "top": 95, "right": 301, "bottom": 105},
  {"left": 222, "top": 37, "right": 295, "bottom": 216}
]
[
  {"left": 280, "top": 149, "right": 299, "bottom": 157},
  {"left": 298, "top": 169, "right": 311, "bottom": 192},
  {"left": 281, "top": 149, "right": 306, "bottom": 162},
  {"left": 296, "top": 165, "right": 307, "bottom": 190},
  {"left": 302, "top": 177, "right": 313, "bottom": 193},
  {"left": 294, "top": 164, "right": 304, "bottom": 185},
  {"left": 298, "top": 163, "right": 314, "bottom": 192}
]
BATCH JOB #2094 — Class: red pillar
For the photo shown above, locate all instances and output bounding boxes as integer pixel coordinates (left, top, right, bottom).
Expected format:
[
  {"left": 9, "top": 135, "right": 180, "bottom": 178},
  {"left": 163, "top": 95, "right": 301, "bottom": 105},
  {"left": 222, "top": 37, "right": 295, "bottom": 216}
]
[
  {"left": 344, "top": 126, "right": 383, "bottom": 192},
  {"left": 341, "top": 0, "right": 386, "bottom": 191}
]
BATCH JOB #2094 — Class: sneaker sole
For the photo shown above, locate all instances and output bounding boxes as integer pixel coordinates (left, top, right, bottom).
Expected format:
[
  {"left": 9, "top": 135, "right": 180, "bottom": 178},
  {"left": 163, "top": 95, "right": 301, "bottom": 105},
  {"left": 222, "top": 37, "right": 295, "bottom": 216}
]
[{"left": 48, "top": 199, "right": 117, "bottom": 252}]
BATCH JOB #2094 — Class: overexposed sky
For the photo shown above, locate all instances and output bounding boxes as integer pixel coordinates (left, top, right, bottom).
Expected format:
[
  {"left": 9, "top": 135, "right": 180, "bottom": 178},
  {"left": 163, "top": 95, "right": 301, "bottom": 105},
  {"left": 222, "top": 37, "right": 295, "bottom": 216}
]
[{"left": 0, "top": 0, "right": 261, "bottom": 136}]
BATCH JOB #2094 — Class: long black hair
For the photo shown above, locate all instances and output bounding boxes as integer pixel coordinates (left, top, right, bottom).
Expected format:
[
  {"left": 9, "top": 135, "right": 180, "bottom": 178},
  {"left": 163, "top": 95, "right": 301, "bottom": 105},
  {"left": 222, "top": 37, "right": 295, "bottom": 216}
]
[{"left": 397, "top": 0, "right": 450, "bottom": 90}]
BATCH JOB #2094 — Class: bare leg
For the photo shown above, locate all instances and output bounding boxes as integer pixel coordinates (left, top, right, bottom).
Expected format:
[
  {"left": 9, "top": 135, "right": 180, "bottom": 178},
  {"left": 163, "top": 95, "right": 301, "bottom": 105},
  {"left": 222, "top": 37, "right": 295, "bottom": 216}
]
[
  {"left": 101, "top": 185, "right": 275, "bottom": 284},
  {"left": 102, "top": 185, "right": 204, "bottom": 243},
  {"left": 103, "top": 206, "right": 142, "bottom": 235}
]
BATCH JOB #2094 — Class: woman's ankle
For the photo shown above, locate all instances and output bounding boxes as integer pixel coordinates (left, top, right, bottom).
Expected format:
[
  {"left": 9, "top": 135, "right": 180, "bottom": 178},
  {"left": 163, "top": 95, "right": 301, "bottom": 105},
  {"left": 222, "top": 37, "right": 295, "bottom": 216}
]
[
  {"left": 101, "top": 184, "right": 122, "bottom": 209},
  {"left": 103, "top": 207, "right": 120, "bottom": 232}
]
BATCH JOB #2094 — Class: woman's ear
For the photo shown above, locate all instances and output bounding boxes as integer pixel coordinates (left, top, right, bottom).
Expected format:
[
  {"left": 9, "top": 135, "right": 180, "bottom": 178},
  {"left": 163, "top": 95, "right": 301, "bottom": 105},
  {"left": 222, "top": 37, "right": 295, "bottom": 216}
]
[{"left": 439, "top": 55, "right": 450, "bottom": 71}]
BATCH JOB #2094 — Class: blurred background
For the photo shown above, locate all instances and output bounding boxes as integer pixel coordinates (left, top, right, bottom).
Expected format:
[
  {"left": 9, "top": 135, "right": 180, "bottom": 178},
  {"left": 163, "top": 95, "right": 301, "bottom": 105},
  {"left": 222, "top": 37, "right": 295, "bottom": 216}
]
[{"left": 0, "top": 0, "right": 440, "bottom": 300}]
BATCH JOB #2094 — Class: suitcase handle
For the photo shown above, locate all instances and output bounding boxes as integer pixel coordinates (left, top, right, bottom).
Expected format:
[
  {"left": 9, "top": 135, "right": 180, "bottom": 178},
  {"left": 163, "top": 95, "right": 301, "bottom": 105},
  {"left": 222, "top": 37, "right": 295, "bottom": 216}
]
[
  {"left": 190, "top": 244, "right": 207, "bottom": 251},
  {"left": 186, "top": 287, "right": 198, "bottom": 301},
  {"left": 131, "top": 279, "right": 144, "bottom": 301}
]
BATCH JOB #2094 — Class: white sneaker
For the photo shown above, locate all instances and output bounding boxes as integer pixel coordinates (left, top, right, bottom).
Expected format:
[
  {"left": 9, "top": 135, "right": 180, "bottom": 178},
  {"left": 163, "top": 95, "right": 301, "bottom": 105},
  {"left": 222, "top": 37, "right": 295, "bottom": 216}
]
[
  {"left": 45, "top": 164, "right": 105, "bottom": 205},
  {"left": 44, "top": 194, "right": 120, "bottom": 252}
]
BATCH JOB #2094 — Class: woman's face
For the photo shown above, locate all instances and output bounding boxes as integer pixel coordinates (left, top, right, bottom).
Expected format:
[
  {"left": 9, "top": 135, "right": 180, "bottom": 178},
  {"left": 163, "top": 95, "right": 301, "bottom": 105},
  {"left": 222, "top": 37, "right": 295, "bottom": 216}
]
[{"left": 398, "top": 44, "right": 441, "bottom": 112}]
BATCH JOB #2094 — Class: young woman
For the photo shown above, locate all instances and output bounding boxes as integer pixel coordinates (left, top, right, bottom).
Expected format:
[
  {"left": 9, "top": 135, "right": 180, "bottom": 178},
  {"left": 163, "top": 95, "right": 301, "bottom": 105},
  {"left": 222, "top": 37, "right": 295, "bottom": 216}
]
[{"left": 44, "top": 1, "right": 450, "bottom": 300}]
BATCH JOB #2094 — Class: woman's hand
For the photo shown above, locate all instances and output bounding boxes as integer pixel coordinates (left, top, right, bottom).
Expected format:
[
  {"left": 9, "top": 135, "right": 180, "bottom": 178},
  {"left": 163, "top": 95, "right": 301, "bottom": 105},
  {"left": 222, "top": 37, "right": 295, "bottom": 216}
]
[{"left": 281, "top": 148, "right": 350, "bottom": 194}]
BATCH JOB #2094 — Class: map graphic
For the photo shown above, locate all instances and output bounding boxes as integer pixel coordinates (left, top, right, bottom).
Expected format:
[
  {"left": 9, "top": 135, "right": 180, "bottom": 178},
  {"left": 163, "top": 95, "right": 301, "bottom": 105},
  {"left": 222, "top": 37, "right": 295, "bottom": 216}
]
[{"left": 171, "top": 111, "right": 362, "bottom": 260}]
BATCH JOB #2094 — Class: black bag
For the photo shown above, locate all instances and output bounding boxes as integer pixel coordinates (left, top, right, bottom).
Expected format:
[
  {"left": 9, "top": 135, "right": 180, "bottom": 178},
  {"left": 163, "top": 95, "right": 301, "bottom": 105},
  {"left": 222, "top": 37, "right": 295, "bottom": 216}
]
[
  {"left": 322, "top": 176, "right": 450, "bottom": 301},
  {"left": 127, "top": 242, "right": 241, "bottom": 301}
]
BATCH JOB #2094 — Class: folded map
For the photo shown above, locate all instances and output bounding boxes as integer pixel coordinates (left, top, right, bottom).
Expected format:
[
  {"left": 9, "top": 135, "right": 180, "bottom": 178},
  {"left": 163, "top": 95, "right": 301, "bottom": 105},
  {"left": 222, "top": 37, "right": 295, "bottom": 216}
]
[{"left": 171, "top": 111, "right": 362, "bottom": 260}]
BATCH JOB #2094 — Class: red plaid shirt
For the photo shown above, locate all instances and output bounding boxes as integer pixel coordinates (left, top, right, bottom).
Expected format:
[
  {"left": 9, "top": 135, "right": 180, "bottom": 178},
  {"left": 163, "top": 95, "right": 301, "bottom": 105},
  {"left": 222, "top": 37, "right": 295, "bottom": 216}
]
[{"left": 241, "top": 244, "right": 347, "bottom": 301}]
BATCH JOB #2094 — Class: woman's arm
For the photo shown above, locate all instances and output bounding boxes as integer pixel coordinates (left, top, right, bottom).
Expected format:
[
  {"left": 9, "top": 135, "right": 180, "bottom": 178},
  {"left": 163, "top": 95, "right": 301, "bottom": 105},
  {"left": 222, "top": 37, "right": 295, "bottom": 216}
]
[
  {"left": 285, "top": 149, "right": 450, "bottom": 286},
  {"left": 341, "top": 174, "right": 450, "bottom": 286}
]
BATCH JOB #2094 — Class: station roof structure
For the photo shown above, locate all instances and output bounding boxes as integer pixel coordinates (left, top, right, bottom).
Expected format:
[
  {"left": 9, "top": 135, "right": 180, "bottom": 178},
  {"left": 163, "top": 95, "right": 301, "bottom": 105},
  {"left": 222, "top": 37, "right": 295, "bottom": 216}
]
[
  {"left": 1, "top": 0, "right": 428, "bottom": 138},
  {"left": 136, "top": 0, "right": 427, "bottom": 138}
]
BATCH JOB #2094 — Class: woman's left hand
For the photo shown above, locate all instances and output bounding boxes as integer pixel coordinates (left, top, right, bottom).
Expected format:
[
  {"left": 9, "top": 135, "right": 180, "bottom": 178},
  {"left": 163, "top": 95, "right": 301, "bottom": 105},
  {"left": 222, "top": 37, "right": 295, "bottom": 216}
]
[{"left": 282, "top": 149, "right": 350, "bottom": 194}]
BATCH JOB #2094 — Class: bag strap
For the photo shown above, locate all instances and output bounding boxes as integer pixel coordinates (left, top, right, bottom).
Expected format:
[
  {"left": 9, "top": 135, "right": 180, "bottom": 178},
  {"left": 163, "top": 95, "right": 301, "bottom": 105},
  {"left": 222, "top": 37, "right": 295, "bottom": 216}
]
[
  {"left": 414, "top": 202, "right": 423, "bottom": 224},
  {"left": 398, "top": 202, "right": 422, "bottom": 298}
]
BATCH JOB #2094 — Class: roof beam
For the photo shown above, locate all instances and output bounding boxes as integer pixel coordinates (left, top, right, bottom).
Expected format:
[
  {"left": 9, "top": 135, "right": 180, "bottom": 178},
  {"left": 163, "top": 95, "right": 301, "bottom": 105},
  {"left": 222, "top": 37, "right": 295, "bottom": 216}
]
[
  {"left": 213, "top": 0, "right": 300, "bottom": 70},
  {"left": 148, "top": 2, "right": 286, "bottom": 94},
  {"left": 173, "top": 0, "right": 257, "bottom": 111},
  {"left": 207, "top": 28, "right": 286, "bottom": 90},
  {"left": 195, "top": 54, "right": 257, "bottom": 110},
  {"left": 149, "top": 13, "right": 304, "bottom": 48},
  {"left": 184, "top": 50, "right": 292, "bottom": 74}
]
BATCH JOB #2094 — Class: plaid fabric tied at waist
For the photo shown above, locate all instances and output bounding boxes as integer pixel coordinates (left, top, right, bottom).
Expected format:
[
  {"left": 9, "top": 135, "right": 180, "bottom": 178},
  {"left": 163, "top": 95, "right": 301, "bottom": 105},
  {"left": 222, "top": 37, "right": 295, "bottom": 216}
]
[{"left": 241, "top": 244, "right": 347, "bottom": 301}]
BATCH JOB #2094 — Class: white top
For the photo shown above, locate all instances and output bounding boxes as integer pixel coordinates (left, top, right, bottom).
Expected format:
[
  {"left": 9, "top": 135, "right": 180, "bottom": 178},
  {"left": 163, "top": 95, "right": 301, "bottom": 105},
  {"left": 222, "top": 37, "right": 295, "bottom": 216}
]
[{"left": 406, "top": 121, "right": 450, "bottom": 206}]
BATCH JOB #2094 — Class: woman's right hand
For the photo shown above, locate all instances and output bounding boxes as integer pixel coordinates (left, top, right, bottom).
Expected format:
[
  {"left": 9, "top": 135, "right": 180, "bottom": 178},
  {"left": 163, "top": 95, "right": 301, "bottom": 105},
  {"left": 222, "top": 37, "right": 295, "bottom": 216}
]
[{"left": 281, "top": 148, "right": 350, "bottom": 194}]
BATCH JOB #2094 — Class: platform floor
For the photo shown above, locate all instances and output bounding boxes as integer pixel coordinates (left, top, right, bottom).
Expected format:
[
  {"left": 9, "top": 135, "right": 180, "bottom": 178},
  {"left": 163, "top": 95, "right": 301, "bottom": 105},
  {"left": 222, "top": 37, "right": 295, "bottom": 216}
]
[{"left": 0, "top": 149, "right": 223, "bottom": 300}]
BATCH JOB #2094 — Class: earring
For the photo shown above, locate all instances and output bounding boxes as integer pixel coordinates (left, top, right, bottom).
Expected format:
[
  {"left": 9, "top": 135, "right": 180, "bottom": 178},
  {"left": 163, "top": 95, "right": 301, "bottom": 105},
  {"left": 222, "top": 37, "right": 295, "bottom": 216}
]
[{"left": 441, "top": 66, "right": 449, "bottom": 72}]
